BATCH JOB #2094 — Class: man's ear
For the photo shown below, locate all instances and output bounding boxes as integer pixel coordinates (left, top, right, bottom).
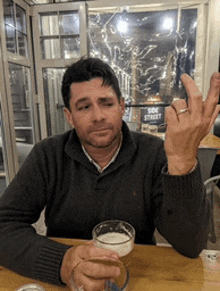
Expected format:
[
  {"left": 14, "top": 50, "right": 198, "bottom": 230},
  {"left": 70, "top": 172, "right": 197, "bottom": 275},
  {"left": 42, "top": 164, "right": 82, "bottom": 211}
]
[{"left": 63, "top": 107, "right": 74, "bottom": 128}]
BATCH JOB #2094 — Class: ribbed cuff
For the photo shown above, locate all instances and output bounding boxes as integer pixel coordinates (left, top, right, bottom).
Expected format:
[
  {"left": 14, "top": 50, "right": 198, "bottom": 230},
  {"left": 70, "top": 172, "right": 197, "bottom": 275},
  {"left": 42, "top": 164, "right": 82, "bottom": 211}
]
[
  {"left": 34, "top": 241, "right": 72, "bottom": 285},
  {"left": 161, "top": 162, "right": 204, "bottom": 209}
]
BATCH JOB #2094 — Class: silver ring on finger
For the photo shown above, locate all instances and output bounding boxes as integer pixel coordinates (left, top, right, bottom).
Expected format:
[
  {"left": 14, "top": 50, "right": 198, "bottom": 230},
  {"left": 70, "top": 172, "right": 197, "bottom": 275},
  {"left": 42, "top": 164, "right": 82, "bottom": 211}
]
[{"left": 176, "top": 108, "right": 189, "bottom": 116}]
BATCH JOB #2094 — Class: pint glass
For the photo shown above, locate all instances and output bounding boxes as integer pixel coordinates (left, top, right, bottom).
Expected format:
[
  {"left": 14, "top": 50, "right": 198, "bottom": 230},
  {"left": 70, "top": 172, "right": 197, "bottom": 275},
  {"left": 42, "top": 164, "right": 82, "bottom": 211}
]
[{"left": 92, "top": 220, "right": 135, "bottom": 267}]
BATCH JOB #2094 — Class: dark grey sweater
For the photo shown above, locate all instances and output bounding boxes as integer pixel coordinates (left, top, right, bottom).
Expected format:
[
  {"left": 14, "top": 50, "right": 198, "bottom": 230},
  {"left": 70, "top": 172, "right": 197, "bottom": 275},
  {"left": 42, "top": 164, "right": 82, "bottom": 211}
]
[{"left": 0, "top": 122, "right": 209, "bottom": 285}]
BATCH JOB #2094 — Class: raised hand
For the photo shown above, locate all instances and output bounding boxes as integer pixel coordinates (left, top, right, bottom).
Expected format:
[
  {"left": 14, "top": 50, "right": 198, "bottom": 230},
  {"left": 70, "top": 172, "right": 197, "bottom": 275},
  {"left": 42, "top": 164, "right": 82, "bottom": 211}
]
[{"left": 165, "top": 72, "right": 220, "bottom": 175}]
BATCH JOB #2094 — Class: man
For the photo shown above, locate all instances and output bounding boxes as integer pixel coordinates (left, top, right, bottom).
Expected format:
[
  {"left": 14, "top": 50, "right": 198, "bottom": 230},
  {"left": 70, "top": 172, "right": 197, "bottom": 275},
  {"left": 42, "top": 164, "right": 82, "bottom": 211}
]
[{"left": 0, "top": 57, "right": 219, "bottom": 291}]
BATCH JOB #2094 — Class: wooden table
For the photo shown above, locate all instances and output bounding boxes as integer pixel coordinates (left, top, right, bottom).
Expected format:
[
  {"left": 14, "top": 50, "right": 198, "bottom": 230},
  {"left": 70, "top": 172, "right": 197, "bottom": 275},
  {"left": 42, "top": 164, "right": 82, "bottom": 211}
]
[
  {"left": 0, "top": 238, "right": 220, "bottom": 290},
  {"left": 200, "top": 133, "right": 220, "bottom": 154}
]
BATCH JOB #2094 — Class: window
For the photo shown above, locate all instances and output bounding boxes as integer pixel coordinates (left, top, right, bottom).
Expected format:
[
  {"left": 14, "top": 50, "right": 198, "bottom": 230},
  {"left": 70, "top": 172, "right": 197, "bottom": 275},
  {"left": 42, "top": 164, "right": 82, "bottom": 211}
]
[
  {"left": 40, "top": 11, "right": 80, "bottom": 59},
  {"left": 32, "top": 2, "right": 88, "bottom": 137},
  {"left": 88, "top": 5, "right": 198, "bottom": 127},
  {"left": 43, "top": 68, "right": 67, "bottom": 136},
  {"left": 3, "top": 0, "right": 28, "bottom": 56},
  {"left": 8, "top": 63, "right": 34, "bottom": 146}
]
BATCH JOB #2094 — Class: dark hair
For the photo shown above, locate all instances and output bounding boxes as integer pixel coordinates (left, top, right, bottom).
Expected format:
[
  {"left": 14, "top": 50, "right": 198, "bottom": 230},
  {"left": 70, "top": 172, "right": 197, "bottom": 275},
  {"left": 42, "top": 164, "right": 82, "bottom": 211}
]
[{"left": 61, "top": 57, "right": 122, "bottom": 110}]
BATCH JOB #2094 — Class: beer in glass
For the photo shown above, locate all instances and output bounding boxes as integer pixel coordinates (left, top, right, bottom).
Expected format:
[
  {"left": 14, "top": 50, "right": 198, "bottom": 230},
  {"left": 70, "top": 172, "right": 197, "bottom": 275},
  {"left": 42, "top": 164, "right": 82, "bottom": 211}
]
[{"left": 92, "top": 220, "right": 135, "bottom": 267}]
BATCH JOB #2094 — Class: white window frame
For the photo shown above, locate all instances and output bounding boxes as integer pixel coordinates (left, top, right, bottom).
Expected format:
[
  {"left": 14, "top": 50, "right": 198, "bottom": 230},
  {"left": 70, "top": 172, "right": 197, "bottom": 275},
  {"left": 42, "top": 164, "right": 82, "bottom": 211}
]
[
  {"left": 0, "top": 0, "right": 37, "bottom": 181},
  {"left": 31, "top": 1, "right": 88, "bottom": 138}
]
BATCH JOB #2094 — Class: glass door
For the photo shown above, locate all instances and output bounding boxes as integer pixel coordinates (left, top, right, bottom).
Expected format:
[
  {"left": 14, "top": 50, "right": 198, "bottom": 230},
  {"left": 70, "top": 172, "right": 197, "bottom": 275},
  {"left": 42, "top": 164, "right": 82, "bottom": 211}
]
[
  {"left": 32, "top": 2, "right": 88, "bottom": 138},
  {"left": 0, "top": 0, "right": 37, "bottom": 183}
]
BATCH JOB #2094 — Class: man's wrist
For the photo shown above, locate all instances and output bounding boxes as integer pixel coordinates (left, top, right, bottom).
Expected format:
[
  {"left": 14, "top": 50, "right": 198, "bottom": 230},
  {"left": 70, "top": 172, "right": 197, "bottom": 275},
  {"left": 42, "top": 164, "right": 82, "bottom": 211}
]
[{"left": 167, "top": 157, "right": 197, "bottom": 175}]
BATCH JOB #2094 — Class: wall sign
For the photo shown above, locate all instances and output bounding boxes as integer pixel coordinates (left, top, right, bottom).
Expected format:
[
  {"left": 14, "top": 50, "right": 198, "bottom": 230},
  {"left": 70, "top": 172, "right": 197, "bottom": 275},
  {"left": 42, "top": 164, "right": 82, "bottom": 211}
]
[{"left": 141, "top": 106, "right": 165, "bottom": 125}]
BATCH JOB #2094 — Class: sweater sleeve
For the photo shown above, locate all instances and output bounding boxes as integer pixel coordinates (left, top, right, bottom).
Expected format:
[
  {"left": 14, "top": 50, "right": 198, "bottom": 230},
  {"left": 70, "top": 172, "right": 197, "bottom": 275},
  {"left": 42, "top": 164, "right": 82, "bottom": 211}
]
[
  {"left": 154, "top": 162, "right": 210, "bottom": 258},
  {"left": 0, "top": 144, "right": 72, "bottom": 285}
]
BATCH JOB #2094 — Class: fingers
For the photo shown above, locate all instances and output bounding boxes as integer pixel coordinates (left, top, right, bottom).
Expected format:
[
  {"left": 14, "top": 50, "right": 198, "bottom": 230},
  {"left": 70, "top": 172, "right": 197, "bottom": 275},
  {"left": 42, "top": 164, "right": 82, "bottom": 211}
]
[
  {"left": 71, "top": 257, "right": 121, "bottom": 291},
  {"left": 204, "top": 72, "right": 220, "bottom": 118},
  {"left": 176, "top": 72, "right": 220, "bottom": 122},
  {"left": 73, "top": 273, "right": 106, "bottom": 291},
  {"left": 180, "top": 72, "right": 220, "bottom": 120},
  {"left": 171, "top": 99, "right": 189, "bottom": 119},
  {"left": 180, "top": 74, "right": 203, "bottom": 118},
  {"left": 166, "top": 99, "right": 190, "bottom": 128},
  {"left": 77, "top": 258, "right": 121, "bottom": 279},
  {"left": 76, "top": 241, "right": 119, "bottom": 261},
  {"left": 165, "top": 105, "right": 177, "bottom": 124}
]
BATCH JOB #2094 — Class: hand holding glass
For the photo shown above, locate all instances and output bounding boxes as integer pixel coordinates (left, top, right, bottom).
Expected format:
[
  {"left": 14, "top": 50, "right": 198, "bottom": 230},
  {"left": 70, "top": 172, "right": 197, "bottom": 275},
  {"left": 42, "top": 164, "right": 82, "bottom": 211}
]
[
  {"left": 70, "top": 220, "right": 135, "bottom": 291},
  {"left": 70, "top": 257, "right": 129, "bottom": 291}
]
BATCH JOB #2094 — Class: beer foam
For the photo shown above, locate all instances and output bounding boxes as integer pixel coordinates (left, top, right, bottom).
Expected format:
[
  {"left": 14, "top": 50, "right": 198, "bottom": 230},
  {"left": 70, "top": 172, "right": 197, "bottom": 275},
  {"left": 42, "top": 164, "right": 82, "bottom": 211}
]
[{"left": 95, "top": 232, "right": 133, "bottom": 257}]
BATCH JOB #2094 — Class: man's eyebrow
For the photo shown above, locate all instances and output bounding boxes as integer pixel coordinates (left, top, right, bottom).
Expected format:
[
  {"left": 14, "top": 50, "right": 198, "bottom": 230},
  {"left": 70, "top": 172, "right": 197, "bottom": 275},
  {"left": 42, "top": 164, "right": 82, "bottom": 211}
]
[
  {"left": 99, "top": 97, "right": 114, "bottom": 101},
  {"left": 75, "top": 97, "right": 89, "bottom": 107},
  {"left": 75, "top": 96, "right": 115, "bottom": 108}
]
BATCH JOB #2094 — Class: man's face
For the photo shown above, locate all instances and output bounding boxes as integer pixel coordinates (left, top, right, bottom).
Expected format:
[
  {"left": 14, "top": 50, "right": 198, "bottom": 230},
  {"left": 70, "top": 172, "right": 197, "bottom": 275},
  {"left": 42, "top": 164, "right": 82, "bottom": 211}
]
[{"left": 64, "top": 78, "right": 125, "bottom": 149}]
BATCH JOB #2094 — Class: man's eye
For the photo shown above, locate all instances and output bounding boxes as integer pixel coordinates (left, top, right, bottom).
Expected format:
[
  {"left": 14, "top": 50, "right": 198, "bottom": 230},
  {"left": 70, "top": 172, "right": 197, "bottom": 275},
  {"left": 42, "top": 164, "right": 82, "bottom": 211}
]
[
  {"left": 104, "top": 102, "right": 114, "bottom": 107},
  {"left": 78, "top": 104, "right": 90, "bottom": 111}
]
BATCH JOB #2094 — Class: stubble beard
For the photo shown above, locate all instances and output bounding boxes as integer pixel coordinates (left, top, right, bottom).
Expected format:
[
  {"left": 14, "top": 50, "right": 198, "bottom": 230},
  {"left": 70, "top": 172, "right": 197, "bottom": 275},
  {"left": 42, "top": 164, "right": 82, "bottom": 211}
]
[
  {"left": 80, "top": 127, "right": 122, "bottom": 149},
  {"left": 83, "top": 132, "right": 120, "bottom": 149}
]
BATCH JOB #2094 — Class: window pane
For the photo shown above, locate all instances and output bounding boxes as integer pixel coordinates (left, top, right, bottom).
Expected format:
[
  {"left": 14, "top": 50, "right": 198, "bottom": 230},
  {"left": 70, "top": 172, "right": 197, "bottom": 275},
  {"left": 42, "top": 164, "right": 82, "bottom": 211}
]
[
  {"left": 41, "top": 38, "right": 60, "bottom": 59},
  {"left": 8, "top": 63, "right": 34, "bottom": 165},
  {"left": 3, "top": 0, "right": 15, "bottom": 27},
  {"left": 18, "top": 31, "right": 28, "bottom": 57},
  {"left": 5, "top": 24, "right": 17, "bottom": 53},
  {"left": 89, "top": 8, "right": 197, "bottom": 125},
  {"left": 40, "top": 12, "right": 59, "bottom": 36},
  {"left": 15, "top": 4, "right": 26, "bottom": 33},
  {"left": 43, "top": 68, "right": 68, "bottom": 136},
  {"left": 61, "top": 36, "right": 80, "bottom": 59},
  {"left": 179, "top": 9, "right": 197, "bottom": 78},
  {"left": 9, "top": 64, "right": 32, "bottom": 124},
  {"left": 89, "top": 9, "right": 197, "bottom": 102},
  {"left": 59, "top": 11, "right": 79, "bottom": 35}
]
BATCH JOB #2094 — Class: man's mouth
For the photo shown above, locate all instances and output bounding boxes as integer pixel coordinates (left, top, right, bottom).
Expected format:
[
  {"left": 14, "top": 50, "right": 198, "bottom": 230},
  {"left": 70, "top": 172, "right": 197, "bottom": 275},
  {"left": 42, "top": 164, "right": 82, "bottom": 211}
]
[
  {"left": 91, "top": 129, "right": 111, "bottom": 135},
  {"left": 89, "top": 126, "right": 112, "bottom": 133}
]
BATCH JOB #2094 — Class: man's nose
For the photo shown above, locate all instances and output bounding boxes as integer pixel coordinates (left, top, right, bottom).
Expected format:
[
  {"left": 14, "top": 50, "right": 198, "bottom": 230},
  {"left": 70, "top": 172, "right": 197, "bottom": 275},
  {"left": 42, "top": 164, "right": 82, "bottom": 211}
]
[{"left": 92, "top": 105, "right": 105, "bottom": 121}]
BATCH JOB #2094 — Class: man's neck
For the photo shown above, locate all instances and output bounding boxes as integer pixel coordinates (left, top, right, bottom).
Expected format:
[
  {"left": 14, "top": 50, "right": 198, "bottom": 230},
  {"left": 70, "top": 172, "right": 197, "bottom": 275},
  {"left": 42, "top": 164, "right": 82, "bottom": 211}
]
[{"left": 82, "top": 134, "right": 122, "bottom": 170}]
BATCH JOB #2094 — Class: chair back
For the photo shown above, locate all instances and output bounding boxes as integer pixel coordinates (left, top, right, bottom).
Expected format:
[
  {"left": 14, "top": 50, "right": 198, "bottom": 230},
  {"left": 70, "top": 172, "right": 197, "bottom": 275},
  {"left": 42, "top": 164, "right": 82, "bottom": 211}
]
[
  {"left": 197, "top": 148, "right": 218, "bottom": 183},
  {"left": 204, "top": 174, "right": 220, "bottom": 244}
]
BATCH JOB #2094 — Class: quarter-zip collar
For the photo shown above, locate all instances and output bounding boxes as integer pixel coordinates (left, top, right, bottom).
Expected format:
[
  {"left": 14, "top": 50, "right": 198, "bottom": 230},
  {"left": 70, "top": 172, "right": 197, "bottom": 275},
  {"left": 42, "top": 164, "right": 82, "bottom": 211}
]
[{"left": 64, "top": 121, "right": 137, "bottom": 175}]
